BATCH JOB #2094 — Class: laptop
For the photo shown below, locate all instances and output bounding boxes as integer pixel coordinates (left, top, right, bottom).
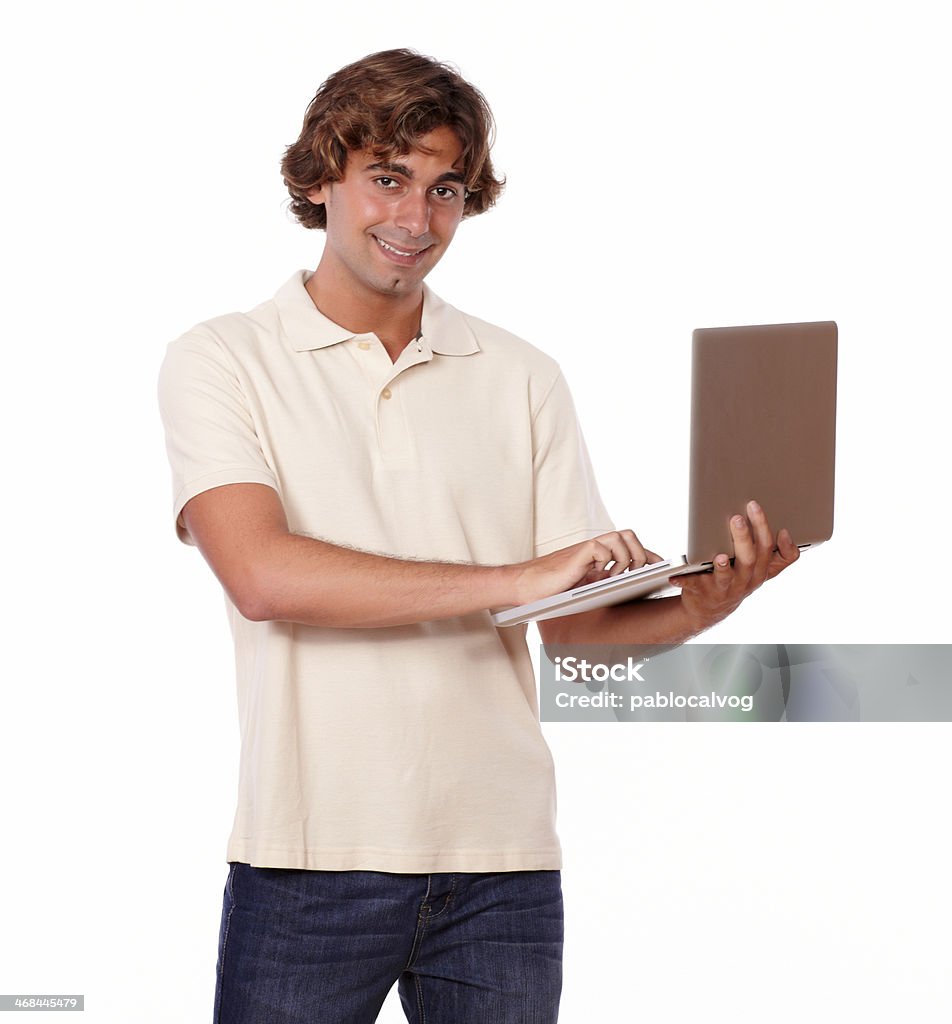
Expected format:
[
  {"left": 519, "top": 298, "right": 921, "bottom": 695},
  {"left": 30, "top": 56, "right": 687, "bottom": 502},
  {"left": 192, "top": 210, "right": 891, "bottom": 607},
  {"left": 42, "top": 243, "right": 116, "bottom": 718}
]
[{"left": 491, "top": 320, "right": 837, "bottom": 627}]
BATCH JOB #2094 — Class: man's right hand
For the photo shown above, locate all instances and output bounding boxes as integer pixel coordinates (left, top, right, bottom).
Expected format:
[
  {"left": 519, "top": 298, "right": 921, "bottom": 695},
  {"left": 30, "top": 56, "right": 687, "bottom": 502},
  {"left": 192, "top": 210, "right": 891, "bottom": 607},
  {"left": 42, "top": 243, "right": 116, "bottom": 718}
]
[{"left": 508, "top": 531, "right": 662, "bottom": 608}]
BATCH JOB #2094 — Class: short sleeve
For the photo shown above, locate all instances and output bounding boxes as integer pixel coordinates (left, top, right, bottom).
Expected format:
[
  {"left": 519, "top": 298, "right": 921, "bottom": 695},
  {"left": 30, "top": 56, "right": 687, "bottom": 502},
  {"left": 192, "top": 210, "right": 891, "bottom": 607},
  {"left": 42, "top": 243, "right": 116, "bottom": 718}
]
[
  {"left": 157, "top": 328, "right": 279, "bottom": 545},
  {"left": 531, "top": 372, "right": 614, "bottom": 557}
]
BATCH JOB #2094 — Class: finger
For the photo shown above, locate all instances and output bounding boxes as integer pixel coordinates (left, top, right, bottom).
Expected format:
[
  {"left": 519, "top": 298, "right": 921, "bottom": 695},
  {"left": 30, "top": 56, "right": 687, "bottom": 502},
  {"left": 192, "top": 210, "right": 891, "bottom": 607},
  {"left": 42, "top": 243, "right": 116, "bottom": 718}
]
[
  {"left": 711, "top": 552, "right": 733, "bottom": 590},
  {"left": 589, "top": 538, "right": 630, "bottom": 576},
  {"left": 777, "top": 527, "right": 800, "bottom": 560},
  {"left": 645, "top": 550, "right": 664, "bottom": 564},
  {"left": 670, "top": 553, "right": 730, "bottom": 591},
  {"left": 618, "top": 528, "right": 650, "bottom": 568},
  {"left": 589, "top": 540, "right": 613, "bottom": 572},
  {"left": 766, "top": 527, "right": 800, "bottom": 578},
  {"left": 729, "top": 513, "right": 756, "bottom": 573},
  {"left": 592, "top": 532, "right": 638, "bottom": 575},
  {"left": 747, "top": 499, "right": 775, "bottom": 579}
]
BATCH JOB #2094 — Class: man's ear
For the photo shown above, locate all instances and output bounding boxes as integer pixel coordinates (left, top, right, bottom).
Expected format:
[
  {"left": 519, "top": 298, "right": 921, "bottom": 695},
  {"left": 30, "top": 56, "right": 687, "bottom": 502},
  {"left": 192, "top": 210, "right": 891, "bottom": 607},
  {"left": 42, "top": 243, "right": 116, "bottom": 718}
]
[{"left": 305, "top": 183, "right": 327, "bottom": 205}]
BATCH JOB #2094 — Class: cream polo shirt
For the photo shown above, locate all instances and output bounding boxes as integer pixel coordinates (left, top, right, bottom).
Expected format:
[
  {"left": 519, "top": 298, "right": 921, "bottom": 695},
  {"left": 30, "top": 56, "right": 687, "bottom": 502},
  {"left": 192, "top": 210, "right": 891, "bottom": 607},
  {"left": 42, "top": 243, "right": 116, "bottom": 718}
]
[{"left": 158, "top": 270, "right": 613, "bottom": 872}]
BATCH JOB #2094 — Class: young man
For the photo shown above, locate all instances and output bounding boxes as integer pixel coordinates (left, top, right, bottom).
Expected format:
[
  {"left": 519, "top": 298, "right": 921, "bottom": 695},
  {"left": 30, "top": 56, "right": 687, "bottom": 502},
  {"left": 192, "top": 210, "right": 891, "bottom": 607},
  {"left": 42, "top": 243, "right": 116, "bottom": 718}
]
[{"left": 158, "top": 48, "right": 799, "bottom": 1024}]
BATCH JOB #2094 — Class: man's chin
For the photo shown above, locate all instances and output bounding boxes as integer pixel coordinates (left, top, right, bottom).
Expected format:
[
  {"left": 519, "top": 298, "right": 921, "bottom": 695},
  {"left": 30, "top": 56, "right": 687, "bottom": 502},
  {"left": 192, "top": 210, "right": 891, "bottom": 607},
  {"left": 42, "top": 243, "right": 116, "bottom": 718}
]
[{"left": 373, "top": 264, "right": 435, "bottom": 296}]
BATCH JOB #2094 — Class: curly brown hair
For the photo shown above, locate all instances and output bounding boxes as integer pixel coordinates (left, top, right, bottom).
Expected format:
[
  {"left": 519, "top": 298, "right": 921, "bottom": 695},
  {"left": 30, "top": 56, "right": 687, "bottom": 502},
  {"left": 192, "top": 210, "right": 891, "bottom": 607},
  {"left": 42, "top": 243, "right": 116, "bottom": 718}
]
[{"left": 281, "top": 49, "right": 505, "bottom": 230}]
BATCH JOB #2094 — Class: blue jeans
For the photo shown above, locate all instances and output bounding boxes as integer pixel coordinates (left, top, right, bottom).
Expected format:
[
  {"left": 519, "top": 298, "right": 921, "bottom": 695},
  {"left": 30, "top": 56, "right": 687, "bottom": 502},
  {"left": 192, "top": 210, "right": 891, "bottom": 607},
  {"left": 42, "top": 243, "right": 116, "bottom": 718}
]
[{"left": 214, "top": 863, "right": 563, "bottom": 1023}]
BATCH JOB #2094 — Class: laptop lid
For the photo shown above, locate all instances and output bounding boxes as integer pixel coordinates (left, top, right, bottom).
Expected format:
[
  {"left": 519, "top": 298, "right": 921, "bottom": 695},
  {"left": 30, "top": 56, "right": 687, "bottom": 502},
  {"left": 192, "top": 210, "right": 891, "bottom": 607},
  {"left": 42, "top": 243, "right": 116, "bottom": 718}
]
[{"left": 687, "top": 321, "right": 837, "bottom": 562}]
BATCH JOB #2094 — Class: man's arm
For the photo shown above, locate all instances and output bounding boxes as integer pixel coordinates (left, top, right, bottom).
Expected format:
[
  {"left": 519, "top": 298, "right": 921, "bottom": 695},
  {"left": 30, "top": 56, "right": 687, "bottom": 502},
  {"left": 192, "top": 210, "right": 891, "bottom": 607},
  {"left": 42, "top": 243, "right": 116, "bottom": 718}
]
[
  {"left": 537, "top": 501, "right": 801, "bottom": 647},
  {"left": 181, "top": 482, "right": 653, "bottom": 628}
]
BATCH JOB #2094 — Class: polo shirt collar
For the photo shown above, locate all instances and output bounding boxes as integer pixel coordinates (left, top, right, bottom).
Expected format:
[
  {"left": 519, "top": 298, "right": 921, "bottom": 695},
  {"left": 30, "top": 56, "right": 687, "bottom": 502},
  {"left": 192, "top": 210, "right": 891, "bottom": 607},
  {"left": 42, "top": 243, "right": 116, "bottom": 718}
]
[{"left": 275, "top": 270, "right": 479, "bottom": 356}]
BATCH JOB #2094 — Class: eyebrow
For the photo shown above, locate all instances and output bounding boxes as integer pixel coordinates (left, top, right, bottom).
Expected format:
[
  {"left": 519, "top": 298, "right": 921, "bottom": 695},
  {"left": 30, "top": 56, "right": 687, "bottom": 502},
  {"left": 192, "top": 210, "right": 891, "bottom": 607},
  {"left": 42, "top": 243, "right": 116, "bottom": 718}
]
[{"left": 365, "top": 161, "right": 467, "bottom": 186}]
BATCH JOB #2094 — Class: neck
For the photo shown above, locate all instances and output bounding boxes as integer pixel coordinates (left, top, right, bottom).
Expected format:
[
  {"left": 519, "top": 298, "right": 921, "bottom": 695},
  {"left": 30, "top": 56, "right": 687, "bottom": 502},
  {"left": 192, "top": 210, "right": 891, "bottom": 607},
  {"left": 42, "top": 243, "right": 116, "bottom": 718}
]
[{"left": 305, "top": 265, "right": 423, "bottom": 363}]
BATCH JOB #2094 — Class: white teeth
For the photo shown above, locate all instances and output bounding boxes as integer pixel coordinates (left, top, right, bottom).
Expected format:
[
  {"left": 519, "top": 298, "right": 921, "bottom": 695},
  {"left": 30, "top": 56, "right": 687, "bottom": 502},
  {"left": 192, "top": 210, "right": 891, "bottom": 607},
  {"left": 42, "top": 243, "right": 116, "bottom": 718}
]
[{"left": 376, "top": 237, "right": 422, "bottom": 257}]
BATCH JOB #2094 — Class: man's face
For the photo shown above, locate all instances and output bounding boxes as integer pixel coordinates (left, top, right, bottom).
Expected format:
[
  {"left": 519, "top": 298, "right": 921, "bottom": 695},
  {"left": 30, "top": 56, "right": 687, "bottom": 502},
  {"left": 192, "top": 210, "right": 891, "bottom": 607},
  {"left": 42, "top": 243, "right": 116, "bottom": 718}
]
[{"left": 306, "top": 125, "right": 467, "bottom": 301}]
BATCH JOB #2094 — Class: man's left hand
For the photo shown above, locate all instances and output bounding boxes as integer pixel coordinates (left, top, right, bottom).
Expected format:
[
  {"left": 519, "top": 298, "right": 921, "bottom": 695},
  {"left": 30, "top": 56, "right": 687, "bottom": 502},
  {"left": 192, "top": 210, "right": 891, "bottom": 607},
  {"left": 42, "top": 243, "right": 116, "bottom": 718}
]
[{"left": 669, "top": 499, "right": 800, "bottom": 632}]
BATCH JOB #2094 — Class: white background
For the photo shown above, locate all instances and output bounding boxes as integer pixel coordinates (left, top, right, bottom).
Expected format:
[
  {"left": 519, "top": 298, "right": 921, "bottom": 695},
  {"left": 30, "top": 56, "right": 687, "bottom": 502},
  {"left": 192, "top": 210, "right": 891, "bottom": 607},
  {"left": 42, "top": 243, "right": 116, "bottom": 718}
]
[{"left": 2, "top": 1, "right": 950, "bottom": 1021}]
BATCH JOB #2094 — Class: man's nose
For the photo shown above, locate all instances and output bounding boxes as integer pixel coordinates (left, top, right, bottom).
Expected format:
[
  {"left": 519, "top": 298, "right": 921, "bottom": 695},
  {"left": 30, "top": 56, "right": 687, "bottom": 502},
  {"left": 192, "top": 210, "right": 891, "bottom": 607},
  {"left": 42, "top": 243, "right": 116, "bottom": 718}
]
[{"left": 393, "top": 189, "right": 431, "bottom": 238}]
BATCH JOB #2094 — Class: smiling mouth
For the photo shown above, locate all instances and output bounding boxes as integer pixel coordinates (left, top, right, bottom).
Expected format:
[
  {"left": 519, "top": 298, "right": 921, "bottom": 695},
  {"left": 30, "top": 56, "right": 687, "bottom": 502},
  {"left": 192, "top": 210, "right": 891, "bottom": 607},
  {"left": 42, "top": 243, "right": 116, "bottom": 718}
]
[{"left": 373, "top": 235, "right": 432, "bottom": 260}]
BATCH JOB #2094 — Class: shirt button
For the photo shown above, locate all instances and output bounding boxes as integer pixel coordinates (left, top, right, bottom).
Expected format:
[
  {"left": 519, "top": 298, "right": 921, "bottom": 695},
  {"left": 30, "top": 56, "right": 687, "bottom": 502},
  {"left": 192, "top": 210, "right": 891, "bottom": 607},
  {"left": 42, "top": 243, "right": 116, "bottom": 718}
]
[
  {"left": 381, "top": 387, "right": 392, "bottom": 400},
  {"left": 356, "top": 341, "right": 371, "bottom": 350}
]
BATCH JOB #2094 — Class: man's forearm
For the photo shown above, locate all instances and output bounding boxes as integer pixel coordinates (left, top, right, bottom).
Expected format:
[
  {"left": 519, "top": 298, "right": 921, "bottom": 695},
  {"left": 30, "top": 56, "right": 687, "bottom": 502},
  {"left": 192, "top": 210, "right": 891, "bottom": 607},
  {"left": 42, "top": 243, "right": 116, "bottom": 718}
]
[
  {"left": 182, "top": 483, "right": 667, "bottom": 630},
  {"left": 537, "top": 594, "right": 702, "bottom": 652},
  {"left": 247, "top": 532, "right": 516, "bottom": 628},
  {"left": 182, "top": 484, "right": 530, "bottom": 628}
]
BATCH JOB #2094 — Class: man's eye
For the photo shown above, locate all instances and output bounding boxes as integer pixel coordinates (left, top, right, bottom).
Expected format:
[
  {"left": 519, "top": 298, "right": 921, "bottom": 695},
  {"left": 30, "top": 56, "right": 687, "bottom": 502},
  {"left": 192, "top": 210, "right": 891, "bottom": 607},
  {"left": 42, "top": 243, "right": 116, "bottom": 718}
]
[
  {"left": 374, "top": 177, "right": 400, "bottom": 190},
  {"left": 430, "top": 186, "right": 459, "bottom": 200}
]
